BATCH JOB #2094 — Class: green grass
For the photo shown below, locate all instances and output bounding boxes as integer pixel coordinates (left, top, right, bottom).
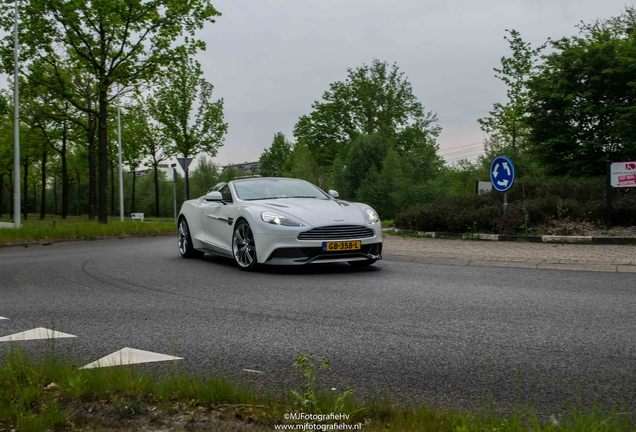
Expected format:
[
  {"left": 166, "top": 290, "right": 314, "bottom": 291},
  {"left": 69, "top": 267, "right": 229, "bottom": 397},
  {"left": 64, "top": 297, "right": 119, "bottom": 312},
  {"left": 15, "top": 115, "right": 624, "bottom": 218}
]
[
  {"left": 381, "top": 219, "right": 395, "bottom": 228},
  {"left": 0, "top": 350, "right": 633, "bottom": 431},
  {"left": 0, "top": 215, "right": 175, "bottom": 245}
]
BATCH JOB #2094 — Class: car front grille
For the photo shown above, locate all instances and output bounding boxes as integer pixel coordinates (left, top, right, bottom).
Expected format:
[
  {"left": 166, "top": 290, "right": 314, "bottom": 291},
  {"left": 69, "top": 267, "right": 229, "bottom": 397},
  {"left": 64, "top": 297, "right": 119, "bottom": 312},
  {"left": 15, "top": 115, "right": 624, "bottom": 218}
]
[{"left": 297, "top": 225, "right": 375, "bottom": 240}]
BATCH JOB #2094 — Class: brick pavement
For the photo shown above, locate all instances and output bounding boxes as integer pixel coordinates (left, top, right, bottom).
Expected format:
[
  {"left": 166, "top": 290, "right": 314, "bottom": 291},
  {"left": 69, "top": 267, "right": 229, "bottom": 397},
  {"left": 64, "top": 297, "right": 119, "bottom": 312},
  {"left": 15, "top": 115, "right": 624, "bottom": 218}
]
[{"left": 382, "top": 234, "right": 636, "bottom": 272}]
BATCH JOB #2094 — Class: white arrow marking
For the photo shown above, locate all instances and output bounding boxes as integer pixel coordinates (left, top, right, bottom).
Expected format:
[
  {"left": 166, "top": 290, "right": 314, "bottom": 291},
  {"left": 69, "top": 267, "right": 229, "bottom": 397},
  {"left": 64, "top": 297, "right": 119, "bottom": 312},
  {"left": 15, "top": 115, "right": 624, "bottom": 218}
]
[
  {"left": 80, "top": 347, "right": 183, "bottom": 369},
  {"left": 497, "top": 179, "right": 509, "bottom": 187},
  {"left": 0, "top": 327, "right": 76, "bottom": 342},
  {"left": 503, "top": 161, "right": 511, "bottom": 176},
  {"left": 0, "top": 316, "right": 8, "bottom": 320},
  {"left": 493, "top": 163, "right": 500, "bottom": 178}
]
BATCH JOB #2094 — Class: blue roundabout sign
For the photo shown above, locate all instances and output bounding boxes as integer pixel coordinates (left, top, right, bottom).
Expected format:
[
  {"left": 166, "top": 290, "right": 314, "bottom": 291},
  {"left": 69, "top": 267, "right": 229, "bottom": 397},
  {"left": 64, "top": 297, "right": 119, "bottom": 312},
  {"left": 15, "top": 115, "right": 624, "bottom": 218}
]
[{"left": 490, "top": 156, "right": 515, "bottom": 192}]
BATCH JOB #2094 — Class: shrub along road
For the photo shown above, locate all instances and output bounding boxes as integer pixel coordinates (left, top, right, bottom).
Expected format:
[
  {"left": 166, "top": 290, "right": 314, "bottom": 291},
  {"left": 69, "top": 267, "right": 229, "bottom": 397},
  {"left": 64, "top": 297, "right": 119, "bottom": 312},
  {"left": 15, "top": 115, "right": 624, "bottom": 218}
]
[{"left": 0, "top": 237, "right": 634, "bottom": 416}]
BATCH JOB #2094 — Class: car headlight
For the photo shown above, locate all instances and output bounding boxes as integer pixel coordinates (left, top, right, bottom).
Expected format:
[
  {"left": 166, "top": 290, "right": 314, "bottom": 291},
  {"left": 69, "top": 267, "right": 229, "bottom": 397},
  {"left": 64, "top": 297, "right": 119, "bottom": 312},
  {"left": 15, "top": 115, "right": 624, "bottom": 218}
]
[
  {"left": 261, "top": 211, "right": 304, "bottom": 227},
  {"left": 365, "top": 208, "right": 380, "bottom": 224}
]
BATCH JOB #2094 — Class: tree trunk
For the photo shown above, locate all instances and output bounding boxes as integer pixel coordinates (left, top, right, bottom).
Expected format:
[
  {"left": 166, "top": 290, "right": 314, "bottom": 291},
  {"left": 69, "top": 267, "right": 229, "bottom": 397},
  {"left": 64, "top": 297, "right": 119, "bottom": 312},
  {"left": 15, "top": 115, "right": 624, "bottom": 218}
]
[
  {"left": 185, "top": 167, "right": 190, "bottom": 200},
  {"left": 61, "top": 123, "right": 69, "bottom": 219},
  {"left": 98, "top": 87, "right": 109, "bottom": 224},
  {"left": 40, "top": 149, "right": 47, "bottom": 220},
  {"left": 131, "top": 171, "right": 136, "bottom": 213},
  {"left": 87, "top": 111, "right": 97, "bottom": 220},
  {"left": 53, "top": 176, "right": 58, "bottom": 215},
  {"left": 153, "top": 162, "right": 160, "bottom": 217},
  {"left": 110, "top": 161, "right": 115, "bottom": 217},
  {"left": 8, "top": 170, "right": 13, "bottom": 218},
  {"left": 23, "top": 160, "right": 28, "bottom": 220},
  {"left": 0, "top": 175, "right": 4, "bottom": 218}
]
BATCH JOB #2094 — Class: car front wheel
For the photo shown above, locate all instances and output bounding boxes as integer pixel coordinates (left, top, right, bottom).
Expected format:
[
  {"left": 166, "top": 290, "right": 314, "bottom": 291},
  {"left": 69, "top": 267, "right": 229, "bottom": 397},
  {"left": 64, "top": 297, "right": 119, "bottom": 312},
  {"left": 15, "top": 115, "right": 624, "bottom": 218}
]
[
  {"left": 178, "top": 218, "right": 203, "bottom": 258},
  {"left": 232, "top": 220, "right": 258, "bottom": 271}
]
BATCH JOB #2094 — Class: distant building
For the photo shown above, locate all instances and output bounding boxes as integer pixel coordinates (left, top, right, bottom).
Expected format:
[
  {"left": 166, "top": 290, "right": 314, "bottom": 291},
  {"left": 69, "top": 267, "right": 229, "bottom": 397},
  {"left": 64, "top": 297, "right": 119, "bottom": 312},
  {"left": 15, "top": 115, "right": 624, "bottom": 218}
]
[{"left": 223, "top": 161, "right": 260, "bottom": 177}]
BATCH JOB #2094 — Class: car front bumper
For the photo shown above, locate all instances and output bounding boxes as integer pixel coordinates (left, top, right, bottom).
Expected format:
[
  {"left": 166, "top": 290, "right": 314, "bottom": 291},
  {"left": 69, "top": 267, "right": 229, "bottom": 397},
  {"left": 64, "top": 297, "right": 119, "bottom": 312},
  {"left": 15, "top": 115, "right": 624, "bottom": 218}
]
[{"left": 254, "top": 226, "right": 383, "bottom": 265}]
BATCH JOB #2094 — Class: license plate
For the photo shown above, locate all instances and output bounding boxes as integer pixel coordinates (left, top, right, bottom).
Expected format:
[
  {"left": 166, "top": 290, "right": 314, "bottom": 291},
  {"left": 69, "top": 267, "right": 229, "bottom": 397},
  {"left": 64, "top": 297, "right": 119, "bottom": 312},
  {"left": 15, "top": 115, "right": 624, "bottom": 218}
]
[{"left": 322, "top": 240, "right": 361, "bottom": 252}]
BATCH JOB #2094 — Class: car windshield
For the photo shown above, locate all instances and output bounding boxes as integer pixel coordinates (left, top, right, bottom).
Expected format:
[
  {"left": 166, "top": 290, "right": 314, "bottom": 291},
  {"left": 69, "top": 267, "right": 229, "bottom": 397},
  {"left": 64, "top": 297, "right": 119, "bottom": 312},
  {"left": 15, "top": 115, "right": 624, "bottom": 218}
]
[{"left": 234, "top": 178, "right": 329, "bottom": 201}]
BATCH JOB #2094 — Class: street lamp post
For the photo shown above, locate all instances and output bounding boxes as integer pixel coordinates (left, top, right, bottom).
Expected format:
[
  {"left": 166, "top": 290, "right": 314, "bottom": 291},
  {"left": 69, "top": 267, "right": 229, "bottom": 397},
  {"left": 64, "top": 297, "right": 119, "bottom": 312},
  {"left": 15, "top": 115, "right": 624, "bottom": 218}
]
[
  {"left": 12, "top": 0, "right": 21, "bottom": 228},
  {"left": 117, "top": 89, "right": 124, "bottom": 222}
]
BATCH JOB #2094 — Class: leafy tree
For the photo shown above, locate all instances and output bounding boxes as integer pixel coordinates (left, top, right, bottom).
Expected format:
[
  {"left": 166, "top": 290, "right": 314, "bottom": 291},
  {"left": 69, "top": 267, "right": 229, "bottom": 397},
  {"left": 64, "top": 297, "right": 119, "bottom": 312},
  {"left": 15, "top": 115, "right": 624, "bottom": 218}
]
[
  {"left": 284, "top": 142, "right": 321, "bottom": 185},
  {"left": 0, "top": 0, "right": 221, "bottom": 223},
  {"left": 150, "top": 48, "right": 227, "bottom": 199},
  {"left": 293, "top": 59, "right": 440, "bottom": 168},
  {"left": 526, "top": 9, "right": 636, "bottom": 176},
  {"left": 259, "top": 132, "right": 292, "bottom": 177},
  {"left": 355, "top": 135, "right": 444, "bottom": 219},
  {"left": 478, "top": 29, "right": 542, "bottom": 163},
  {"left": 0, "top": 93, "right": 11, "bottom": 217},
  {"left": 120, "top": 106, "right": 145, "bottom": 213},
  {"left": 189, "top": 157, "right": 219, "bottom": 197},
  {"left": 332, "top": 133, "right": 390, "bottom": 199},
  {"left": 133, "top": 98, "right": 171, "bottom": 218}
]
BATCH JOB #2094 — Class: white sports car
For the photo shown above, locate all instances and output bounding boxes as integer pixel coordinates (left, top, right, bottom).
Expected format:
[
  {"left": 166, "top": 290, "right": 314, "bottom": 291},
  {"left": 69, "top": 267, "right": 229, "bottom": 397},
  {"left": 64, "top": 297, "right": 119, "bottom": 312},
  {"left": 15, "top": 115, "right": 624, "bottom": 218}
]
[{"left": 177, "top": 177, "right": 383, "bottom": 270}]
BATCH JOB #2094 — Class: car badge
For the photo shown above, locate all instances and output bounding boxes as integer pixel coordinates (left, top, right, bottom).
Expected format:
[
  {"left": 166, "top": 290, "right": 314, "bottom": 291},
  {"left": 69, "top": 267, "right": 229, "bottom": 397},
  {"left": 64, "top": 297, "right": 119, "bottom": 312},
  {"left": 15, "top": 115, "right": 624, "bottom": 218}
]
[{"left": 333, "top": 218, "right": 344, "bottom": 222}]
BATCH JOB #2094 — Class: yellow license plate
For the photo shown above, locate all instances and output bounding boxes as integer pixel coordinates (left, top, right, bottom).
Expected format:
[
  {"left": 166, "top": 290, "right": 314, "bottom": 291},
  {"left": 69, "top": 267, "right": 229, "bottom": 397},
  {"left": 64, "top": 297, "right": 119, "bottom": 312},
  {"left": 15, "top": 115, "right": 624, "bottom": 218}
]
[{"left": 323, "top": 240, "right": 361, "bottom": 252}]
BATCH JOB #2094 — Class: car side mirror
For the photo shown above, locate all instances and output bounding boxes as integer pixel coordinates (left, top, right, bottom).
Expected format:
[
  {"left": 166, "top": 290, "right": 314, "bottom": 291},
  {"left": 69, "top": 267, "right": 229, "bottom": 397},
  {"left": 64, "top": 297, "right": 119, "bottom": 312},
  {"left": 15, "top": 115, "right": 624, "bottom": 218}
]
[
  {"left": 328, "top": 190, "right": 339, "bottom": 198},
  {"left": 204, "top": 191, "right": 223, "bottom": 202}
]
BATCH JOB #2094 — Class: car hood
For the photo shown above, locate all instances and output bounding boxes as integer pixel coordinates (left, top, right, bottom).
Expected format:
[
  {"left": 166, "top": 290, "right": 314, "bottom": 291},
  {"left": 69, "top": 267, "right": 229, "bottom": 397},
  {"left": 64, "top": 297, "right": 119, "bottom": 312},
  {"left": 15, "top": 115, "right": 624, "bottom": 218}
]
[{"left": 250, "top": 198, "right": 368, "bottom": 226}]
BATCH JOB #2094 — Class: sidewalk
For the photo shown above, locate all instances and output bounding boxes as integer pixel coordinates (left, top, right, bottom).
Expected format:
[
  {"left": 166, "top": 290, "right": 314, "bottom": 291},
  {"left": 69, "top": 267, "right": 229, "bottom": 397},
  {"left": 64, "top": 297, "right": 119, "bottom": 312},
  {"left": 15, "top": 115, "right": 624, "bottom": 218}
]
[{"left": 382, "top": 234, "right": 636, "bottom": 273}]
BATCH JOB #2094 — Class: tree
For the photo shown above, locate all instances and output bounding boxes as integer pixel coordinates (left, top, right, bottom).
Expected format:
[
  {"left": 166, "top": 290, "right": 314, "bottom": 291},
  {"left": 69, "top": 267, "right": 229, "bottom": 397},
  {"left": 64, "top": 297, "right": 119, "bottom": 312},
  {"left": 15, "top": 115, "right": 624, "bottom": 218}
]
[
  {"left": 526, "top": 9, "right": 636, "bottom": 176},
  {"left": 189, "top": 157, "right": 219, "bottom": 197},
  {"left": 293, "top": 59, "right": 440, "bottom": 168},
  {"left": 332, "top": 133, "right": 390, "bottom": 199},
  {"left": 0, "top": 0, "right": 221, "bottom": 223},
  {"left": 133, "top": 98, "right": 170, "bottom": 218},
  {"left": 259, "top": 132, "right": 292, "bottom": 177},
  {"left": 478, "top": 29, "right": 542, "bottom": 162},
  {"left": 290, "top": 59, "right": 441, "bottom": 205},
  {"left": 151, "top": 48, "right": 227, "bottom": 199},
  {"left": 120, "top": 106, "right": 145, "bottom": 213}
]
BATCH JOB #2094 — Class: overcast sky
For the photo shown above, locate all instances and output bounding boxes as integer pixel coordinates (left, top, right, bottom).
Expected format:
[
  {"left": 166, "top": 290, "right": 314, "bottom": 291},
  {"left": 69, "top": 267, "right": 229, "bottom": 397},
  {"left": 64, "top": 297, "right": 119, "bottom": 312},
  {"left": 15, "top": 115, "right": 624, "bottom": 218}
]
[{"left": 197, "top": 0, "right": 631, "bottom": 166}]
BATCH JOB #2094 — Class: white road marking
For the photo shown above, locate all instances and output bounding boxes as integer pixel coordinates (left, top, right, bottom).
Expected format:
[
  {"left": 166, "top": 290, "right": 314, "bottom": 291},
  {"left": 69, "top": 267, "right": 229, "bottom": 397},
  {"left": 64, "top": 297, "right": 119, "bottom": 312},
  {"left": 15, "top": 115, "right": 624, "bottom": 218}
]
[
  {"left": 0, "top": 327, "right": 76, "bottom": 342},
  {"left": 242, "top": 368, "right": 265, "bottom": 374},
  {"left": 80, "top": 347, "right": 183, "bottom": 369},
  {"left": 0, "top": 316, "right": 8, "bottom": 320}
]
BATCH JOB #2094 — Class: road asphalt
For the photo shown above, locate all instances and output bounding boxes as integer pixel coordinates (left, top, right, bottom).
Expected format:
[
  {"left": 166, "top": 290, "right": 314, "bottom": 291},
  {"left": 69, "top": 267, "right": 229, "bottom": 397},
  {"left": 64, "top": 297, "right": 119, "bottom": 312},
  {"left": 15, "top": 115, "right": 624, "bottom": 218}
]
[{"left": 0, "top": 236, "right": 634, "bottom": 415}]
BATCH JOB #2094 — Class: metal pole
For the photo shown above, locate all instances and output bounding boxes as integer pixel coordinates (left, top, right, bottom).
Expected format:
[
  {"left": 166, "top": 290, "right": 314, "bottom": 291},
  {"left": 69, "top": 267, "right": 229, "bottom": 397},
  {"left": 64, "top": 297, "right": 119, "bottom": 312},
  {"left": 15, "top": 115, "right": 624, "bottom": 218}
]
[
  {"left": 173, "top": 167, "right": 177, "bottom": 219},
  {"left": 606, "top": 159, "right": 612, "bottom": 227},
  {"left": 117, "top": 90, "right": 124, "bottom": 222},
  {"left": 12, "top": 0, "right": 21, "bottom": 228}
]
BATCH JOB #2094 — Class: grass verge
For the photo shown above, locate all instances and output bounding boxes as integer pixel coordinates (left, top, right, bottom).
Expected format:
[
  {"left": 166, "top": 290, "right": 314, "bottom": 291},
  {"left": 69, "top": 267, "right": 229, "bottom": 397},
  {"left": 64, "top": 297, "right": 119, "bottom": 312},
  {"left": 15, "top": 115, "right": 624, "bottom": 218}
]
[
  {"left": 0, "top": 350, "right": 633, "bottom": 431},
  {"left": 0, "top": 215, "right": 175, "bottom": 245}
]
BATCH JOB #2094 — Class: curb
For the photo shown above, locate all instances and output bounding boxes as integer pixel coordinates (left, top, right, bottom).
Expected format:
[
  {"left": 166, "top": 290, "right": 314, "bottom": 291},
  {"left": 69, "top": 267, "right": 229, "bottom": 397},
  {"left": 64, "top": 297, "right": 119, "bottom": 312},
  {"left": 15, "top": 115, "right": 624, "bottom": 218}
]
[
  {"left": 0, "top": 232, "right": 175, "bottom": 249},
  {"left": 385, "top": 229, "right": 636, "bottom": 245},
  {"left": 384, "top": 254, "right": 636, "bottom": 273}
]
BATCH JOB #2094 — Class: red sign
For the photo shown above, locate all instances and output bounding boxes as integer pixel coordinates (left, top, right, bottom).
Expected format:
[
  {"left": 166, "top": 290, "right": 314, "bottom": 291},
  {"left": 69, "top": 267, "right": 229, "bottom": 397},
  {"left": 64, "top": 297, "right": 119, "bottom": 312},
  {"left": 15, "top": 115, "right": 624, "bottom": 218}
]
[{"left": 611, "top": 162, "right": 636, "bottom": 188}]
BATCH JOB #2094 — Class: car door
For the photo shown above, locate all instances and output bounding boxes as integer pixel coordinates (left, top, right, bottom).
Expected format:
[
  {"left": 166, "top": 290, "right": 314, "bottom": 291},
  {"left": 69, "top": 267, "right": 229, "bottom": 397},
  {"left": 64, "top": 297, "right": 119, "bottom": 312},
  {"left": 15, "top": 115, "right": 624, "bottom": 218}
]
[{"left": 200, "top": 183, "right": 236, "bottom": 254}]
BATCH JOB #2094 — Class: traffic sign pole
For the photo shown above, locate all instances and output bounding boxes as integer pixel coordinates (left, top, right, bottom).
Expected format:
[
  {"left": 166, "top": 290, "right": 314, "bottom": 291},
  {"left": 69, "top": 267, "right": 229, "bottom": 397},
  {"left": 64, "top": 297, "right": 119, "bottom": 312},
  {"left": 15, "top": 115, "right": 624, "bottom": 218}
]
[
  {"left": 490, "top": 156, "right": 515, "bottom": 214},
  {"left": 606, "top": 159, "right": 612, "bottom": 227}
]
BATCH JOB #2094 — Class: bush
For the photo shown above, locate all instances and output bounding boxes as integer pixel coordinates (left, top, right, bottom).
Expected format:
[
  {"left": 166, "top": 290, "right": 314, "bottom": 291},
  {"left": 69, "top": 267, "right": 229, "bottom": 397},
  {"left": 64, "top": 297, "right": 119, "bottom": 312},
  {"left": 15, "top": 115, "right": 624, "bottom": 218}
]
[{"left": 395, "top": 177, "right": 636, "bottom": 233}]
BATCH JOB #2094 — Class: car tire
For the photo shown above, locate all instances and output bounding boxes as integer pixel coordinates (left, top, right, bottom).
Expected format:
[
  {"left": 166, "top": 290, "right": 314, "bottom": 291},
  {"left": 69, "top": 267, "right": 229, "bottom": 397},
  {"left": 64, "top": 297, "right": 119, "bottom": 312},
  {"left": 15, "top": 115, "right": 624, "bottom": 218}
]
[
  {"left": 178, "top": 218, "right": 204, "bottom": 258},
  {"left": 348, "top": 259, "right": 376, "bottom": 267},
  {"left": 232, "top": 220, "right": 258, "bottom": 271}
]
